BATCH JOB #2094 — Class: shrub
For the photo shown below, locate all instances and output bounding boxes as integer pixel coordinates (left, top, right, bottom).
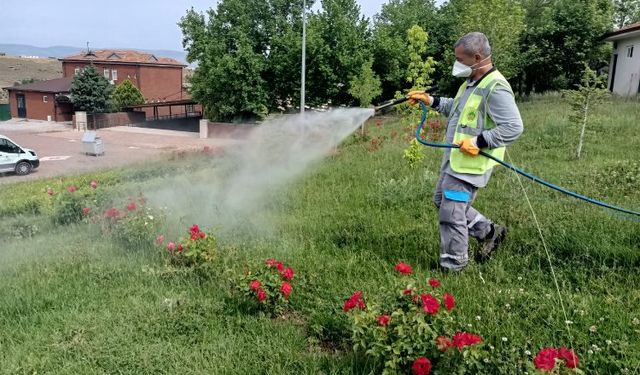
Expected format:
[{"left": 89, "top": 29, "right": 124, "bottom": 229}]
[
  {"left": 164, "top": 224, "right": 217, "bottom": 266},
  {"left": 236, "top": 258, "right": 296, "bottom": 316},
  {"left": 343, "top": 263, "right": 485, "bottom": 374},
  {"left": 51, "top": 185, "right": 84, "bottom": 225},
  {"left": 100, "top": 196, "right": 165, "bottom": 249}
]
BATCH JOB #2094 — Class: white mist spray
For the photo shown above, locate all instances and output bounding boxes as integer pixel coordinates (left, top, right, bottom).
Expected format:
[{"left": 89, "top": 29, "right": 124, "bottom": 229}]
[{"left": 148, "top": 108, "right": 374, "bottom": 237}]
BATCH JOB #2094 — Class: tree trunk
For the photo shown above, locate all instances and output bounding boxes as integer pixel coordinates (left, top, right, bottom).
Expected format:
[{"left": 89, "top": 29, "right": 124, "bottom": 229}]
[{"left": 576, "top": 99, "right": 589, "bottom": 159}]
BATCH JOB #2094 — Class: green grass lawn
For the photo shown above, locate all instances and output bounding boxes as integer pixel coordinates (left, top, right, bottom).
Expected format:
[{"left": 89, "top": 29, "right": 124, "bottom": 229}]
[{"left": 0, "top": 95, "right": 638, "bottom": 374}]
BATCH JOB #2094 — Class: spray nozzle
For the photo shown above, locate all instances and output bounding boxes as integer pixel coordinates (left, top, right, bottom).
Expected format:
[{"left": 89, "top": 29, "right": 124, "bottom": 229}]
[{"left": 373, "top": 86, "right": 438, "bottom": 115}]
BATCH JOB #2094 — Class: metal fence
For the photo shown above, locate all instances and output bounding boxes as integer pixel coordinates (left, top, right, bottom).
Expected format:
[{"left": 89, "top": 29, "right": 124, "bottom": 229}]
[{"left": 146, "top": 111, "right": 202, "bottom": 121}]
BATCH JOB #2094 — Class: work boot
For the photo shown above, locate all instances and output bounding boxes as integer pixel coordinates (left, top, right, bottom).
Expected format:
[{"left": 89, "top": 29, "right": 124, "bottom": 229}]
[{"left": 476, "top": 224, "right": 507, "bottom": 263}]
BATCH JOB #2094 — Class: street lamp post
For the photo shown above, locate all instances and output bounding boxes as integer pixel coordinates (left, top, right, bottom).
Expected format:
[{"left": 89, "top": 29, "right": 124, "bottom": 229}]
[{"left": 300, "top": 0, "right": 306, "bottom": 114}]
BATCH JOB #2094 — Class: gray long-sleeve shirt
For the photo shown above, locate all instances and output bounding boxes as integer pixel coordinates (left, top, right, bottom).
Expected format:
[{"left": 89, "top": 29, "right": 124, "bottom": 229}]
[{"left": 433, "top": 70, "right": 523, "bottom": 188}]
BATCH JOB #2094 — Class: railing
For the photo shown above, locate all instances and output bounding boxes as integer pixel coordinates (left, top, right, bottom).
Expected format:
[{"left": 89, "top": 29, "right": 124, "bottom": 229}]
[{"left": 145, "top": 111, "right": 202, "bottom": 121}]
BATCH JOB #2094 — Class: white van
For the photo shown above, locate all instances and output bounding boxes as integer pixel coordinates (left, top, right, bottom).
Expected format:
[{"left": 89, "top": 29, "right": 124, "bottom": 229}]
[{"left": 0, "top": 135, "right": 40, "bottom": 175}]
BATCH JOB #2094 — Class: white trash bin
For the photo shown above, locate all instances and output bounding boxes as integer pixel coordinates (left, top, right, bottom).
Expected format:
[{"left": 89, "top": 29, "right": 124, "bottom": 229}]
[{"left": 82, "top": 131, "right": 104, "bottom": 156}]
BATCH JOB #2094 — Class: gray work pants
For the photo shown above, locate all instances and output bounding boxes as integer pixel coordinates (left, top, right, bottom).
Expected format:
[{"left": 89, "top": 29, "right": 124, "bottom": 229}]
[{"left": 433, "top": 172, "right": 493, "bottom": 270}]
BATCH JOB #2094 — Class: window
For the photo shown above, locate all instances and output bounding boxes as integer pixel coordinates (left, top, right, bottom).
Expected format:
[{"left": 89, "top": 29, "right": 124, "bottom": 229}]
[
  {"left": 104, "top": 69, "right": 110, "bottom": 79},
  {"left": 43, "top": 96, "right": 48, "bottom": 103},
  {"left": 0, "top": 138, "right": 19, "bottom": 153},
  {"left": 74, "top": 67, "right": 80, "bottom": 75},
  {"left": 627, "top": 45, "right": 634, "bottom": 58},
  {"left": 0, "top": 138, "right": 10, "bottom": 152},
  {"left": 111, "top": 69, "right": 118, "bottom": 81}
]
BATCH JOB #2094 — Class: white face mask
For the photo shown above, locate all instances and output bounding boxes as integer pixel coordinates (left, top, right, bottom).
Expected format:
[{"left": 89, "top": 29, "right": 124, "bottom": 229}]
[{"left": 451, "top": 55, "right": 492, "bottom": 78}]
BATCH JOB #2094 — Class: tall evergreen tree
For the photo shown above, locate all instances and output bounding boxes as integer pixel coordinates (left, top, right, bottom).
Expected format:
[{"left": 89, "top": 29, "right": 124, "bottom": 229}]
[
  {"left": 111, "top": 79, "right": 145, "bottom": 112},
  {"left": 70, "top": 65, "right": 113, "bottom": 113}
]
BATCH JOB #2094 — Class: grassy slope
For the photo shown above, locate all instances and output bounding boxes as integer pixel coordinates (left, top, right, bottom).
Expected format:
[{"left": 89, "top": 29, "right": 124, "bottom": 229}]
[
  {"left": 0, "top": 96, "right": 638, "bottom": 374},
  {"left": 0, "top": 56, "right": 63, "bottom": 104}
]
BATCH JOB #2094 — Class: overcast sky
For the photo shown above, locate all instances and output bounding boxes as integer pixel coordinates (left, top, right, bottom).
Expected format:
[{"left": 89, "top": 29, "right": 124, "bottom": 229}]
[{"left": 1, "top": 0, "right": 390, "bottom": 51}]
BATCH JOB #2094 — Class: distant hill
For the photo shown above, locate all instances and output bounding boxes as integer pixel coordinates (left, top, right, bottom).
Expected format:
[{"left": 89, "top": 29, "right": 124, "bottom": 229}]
[{"left": 0, "top": 44, "right": 187, "bottom": 64}]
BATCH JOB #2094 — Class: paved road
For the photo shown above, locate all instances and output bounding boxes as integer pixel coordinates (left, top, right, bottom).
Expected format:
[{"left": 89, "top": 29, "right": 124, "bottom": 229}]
[{"left": 0, "top": 120, "right": 245, "bottom": 184}]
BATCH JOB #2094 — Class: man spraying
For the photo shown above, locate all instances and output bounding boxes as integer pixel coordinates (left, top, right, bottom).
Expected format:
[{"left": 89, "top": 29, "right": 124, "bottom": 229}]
[{"left": 408, "top": 32, "right": 523, "bottom": 271}]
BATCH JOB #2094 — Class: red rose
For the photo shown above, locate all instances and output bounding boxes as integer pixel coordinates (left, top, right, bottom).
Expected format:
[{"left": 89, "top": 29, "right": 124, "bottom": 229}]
[
  {"left": 377, "top": 315, "right": 391, "bottom": 326},
  {"left": 265, "top": 258, "right": 279, "bottom": 266},
  {"left": 190, "top": 233, "right": 199, "bottom": 241},
  {"left": 280, "top": 282, "right": 292, "bottom": 299},
  {"left": 250, "top": 280, "right": 261, "bottom": 290},
  {"left": 82, "top": 207, "right": 91, "bottom": 215},
  {"left": 452, "top": 332, "right": 483, "bottom": 350},
  {"left": 199, "top": 232, "right": 206, "bottom": 239},
  {"left": 394, "top": 262, "right": 413, "bottom": 275},
  {"left": 167, "top": 242, "right": 176, "bottom": 252},
  {"left": 558, "top": 347, "right": 579, "bottom": 369},
  {"left": 276, "top": 262, "right": 285, "bottom": 272},
  {"left": 421, "top": 294, "right": 440, "bottom": 315},
  {"left": 177, "top": 244, "right": 184, "bottom": 253},
  {"left": 443, "top": 293, "right": 455, "bottom": 311},
  {"left": 428, "top": 278, "right": 441, "bottom": 288},
  {"left": 403, "top": 288, "right": 413, "bottom": 295},
  {"left": 257, "top": 288, "right": 267, "bottom": 301},
  {"left": 534, "top": 347, "right": 559, "bottom": 371},
  {"left": 104, "top": 208, "right": 120, "bottom": 218},
  {"left": 90, "top": 180, "right": 98, "bottom": 189},
  {"left": 343, "top": 291, "right": 366, "bottom": 312},
  {"left": 282, "top": 267, "right": 295, "bottom": 281},
  {"left": 156, "top": 235, "right": 165, "bottom": 245},
  {"left": 436, "top": 336, "right": 452, "bottom": 352},
  {"left": 190, "top": 224, "right": 200, "bottom": 235},
  {"left": 127, "top": 202, "right": 137, "bottom": 211},
  {"left": 67, "top": 185, "right": 77, "bottom": 193},
  {"left": 411, "top": 356, "right": 432, "bottom": 375}
]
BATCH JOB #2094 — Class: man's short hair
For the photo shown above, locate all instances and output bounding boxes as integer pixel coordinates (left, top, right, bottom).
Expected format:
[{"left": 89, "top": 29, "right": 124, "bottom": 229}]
[{"left": 454, "top": 32, "right": 492, "bottom": 57}]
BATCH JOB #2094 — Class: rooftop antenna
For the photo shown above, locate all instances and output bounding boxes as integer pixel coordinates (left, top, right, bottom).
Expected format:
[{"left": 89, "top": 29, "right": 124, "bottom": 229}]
[{"left": 85, "top": 41, "right": 96, "bottom": 57}]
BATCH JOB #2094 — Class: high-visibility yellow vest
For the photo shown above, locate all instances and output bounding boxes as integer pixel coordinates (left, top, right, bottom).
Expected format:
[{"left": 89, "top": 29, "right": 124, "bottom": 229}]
[{"left": 449, "top": 70, "right": 513, "bottom": 175}]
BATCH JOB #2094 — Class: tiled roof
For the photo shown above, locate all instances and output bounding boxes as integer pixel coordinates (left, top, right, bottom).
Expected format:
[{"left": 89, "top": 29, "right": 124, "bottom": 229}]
[
  {"left": 603, "top": 21, "right": 640, "bottom": 40},
  {"left": 4, "top": 76, "right": 73, "bottom": 93},
  {"left": 61, "top": 49, "right": 185, "bottom": 66}
]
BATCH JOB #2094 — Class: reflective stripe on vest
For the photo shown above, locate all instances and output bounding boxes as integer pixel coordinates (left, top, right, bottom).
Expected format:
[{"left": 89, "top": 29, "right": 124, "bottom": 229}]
[{"left": 450, "top": 70, "right": 513, "bottom": 175}]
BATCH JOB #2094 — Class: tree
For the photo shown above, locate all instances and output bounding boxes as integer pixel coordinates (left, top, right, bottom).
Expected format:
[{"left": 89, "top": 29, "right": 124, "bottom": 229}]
[
  {"left": 371, "top": 0, "right": 441, "bottom": 98},
  {"left": 111, "top": 79, "right": 144, "bottom": 112},
  {"left": 613, "top": 0, "right": 640, "bottom": 28},
  {"left": 179, "top": 3, "right": 271, "bottom": 121},
  {"left": 401, "top": 26, "right": 437, "bottom": 169},
  {"left": 563, "top": 66, "right": 609, "bottom": 159},
  {"left": 70, "top": 65, "right": 113, "bottom": 113},
  {"left": 455, "top": 0, "right": 525, "bottom": 80},
  {"left": 519, "top": 0, "right": 613, "bottom": 93},
  {"left": 348, "top": 58, "right": 382, "bottom": 106},
  {"left": 405, "top": 25, "right": 437, "bottom": 91},
  {"left": 305, "top": 0, "right": 371, "bottom": 106}
]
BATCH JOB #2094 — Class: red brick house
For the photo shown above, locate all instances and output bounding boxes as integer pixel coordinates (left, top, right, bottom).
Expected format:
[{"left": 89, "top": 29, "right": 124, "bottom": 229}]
[
  {"left": 60, "top": 50, "right": 186, "bottom": 103},
  {"left": 5, "top": 49, "right": 197, "bottom": 121},
  {"left": 5, "top": 77, "right": 74, "bottom": 121}
]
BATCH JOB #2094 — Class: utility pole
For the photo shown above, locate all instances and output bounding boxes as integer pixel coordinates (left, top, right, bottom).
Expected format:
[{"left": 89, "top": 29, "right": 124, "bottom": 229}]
[{"left": 300, "top": 0, "right": 306, "bottom": 114}]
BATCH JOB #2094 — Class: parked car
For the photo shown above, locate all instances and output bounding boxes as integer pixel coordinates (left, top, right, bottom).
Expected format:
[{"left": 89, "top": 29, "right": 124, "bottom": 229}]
[{"left": 0, "top": 134, "right": 39, "bottom": 175}]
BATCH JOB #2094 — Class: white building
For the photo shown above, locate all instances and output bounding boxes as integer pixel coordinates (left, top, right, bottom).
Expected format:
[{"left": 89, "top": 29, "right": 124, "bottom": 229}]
[{"left": 604, "top": 22, "right": 640, "bottom": 96}]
